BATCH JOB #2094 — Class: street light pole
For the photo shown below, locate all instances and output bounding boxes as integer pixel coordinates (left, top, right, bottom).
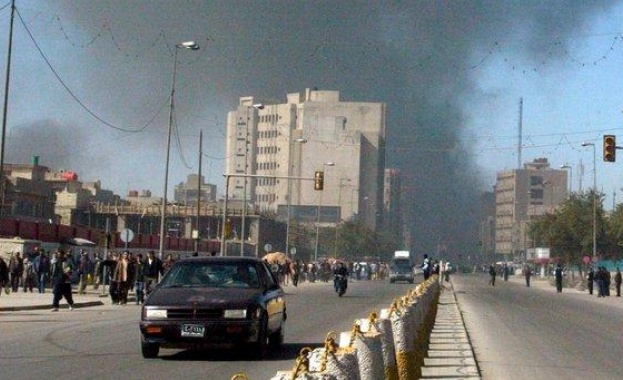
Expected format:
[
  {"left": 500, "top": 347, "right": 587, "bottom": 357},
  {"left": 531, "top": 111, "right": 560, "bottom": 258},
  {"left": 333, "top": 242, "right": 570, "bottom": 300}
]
[
  {"left": 158, "top": 41, "right": 199, "bottom": 259},
  {"left": 194, "top": 130, "right": 203, "bottom": 253},
  {"left": 0, "top": 0, "right": 16, "bottom": 221},
  {"left": 285, "top": 137, "right": 307, "bottom": 256},
  {"left": 581, "top": 142, "right": 597, "bottom": 258},
  {"left": 334, "top": 178, "right": 350, "bottom": 258},
  {"left": 314, "top": 162, "right": 334, "bottom": 262}
]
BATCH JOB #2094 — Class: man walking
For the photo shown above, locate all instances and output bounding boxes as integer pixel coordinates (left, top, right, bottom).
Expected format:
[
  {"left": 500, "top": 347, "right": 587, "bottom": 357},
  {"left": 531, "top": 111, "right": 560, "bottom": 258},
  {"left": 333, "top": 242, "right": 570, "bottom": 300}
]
[
  {"left": 587, "top": 267, "right": 594, "bottom": 295},
  {"left": 524, "top": 264, "right": 532, "bottom": 287},
  {"left": 555, "top": 264, "right": 563, "bottom": 293},
  {"left": 33, "top": 250, "right": 50, "bottom": 293},
  {"left": 50, "top": 251, "right": 75, "bottom": 311},
  {"left": 488, "top": 264, "right": 496, "bottom": 286}
]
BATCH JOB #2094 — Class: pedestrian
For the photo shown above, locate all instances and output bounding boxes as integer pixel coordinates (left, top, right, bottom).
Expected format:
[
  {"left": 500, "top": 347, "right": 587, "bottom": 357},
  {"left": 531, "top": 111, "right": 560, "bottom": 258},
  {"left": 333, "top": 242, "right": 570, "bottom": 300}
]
[
  {"left": 503, "top": 263, "right": 509, "bottom": 281},
  {"left": 33, "top": 250, "right": 50, "bottom": 293},
  {"left": 615, "top": 268, "right": 622, "bottom": 297},
  {"left": 524, "top": 264, "right": 532, "bottom": 287},
  {"left": 488, "top": 264, "right": 496, "bottom": 286},
  {"left": 50, "top": 251, "right": 75, "bottom": 311},
  {"left": 143, "top": 250, "right": 163, "bottom": 296},
  {"left": 605, "top": 267, "right": 612, "bottom": 296},
  {"left": 22, "top": 256, "right": 37, "bottom": 292},
  {"left": 8, "top": 252, "right": 24, "bottom": 292},
  {"left": 596, "top": 266, "right": 606, "bottom": 297},
  {"left": 422, "top": 254, "right": 431, "bottom": 280},
  {"left": 113, "top": 251, "right": 132, "bottom": 305},
  {"left": 290, "top": 260, "right": 299, "bottom": 287},
  {"left": 134, "top": 253, "right": 146, "bottom": 305},
  {"left": 77, "top": 252, "right": 92, "bottom": 294},
  {"left": 162, "top": 254, "right": 175, "bottom": 275},
  {"left": 444, "top": 262, "right": 452, "bottom": 282},
  {"left": 101, "top": 252, "right": 120, "bottom": 304},
  {"left": 0, "top": 256, "right": 9, "bottom": 295},
  {"left": 587, "top": 267, "right": 594, "bottom": 295},
  {"left": 555, "top": 264, "right": 563, "bottom": 293}
]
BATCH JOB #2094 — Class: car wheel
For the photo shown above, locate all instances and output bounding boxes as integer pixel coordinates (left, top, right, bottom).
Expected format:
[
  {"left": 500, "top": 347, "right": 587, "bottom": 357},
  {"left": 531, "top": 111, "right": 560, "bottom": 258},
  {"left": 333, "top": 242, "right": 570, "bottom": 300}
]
[
  {"left": 141, "top": 338, "right": 160, "bottom": 359},
  {"left": 268, "top": 319, "right": 285, "bottom": 348},
  {"left": 249, "top": 314, "right": 269, "bottom": 359}
]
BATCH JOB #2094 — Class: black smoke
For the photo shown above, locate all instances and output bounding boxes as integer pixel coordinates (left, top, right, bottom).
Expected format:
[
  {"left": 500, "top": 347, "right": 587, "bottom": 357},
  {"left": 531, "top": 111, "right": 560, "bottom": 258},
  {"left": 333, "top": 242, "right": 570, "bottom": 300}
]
[{"left": 4, "top": 1, "right": 619, "bottom": 256}]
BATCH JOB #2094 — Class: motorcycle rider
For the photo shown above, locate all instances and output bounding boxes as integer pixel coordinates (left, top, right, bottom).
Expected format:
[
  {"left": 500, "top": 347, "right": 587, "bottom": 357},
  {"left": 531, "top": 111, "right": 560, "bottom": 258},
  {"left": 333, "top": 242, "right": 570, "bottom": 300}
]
[{"left": 333, "top": 261, "right": 349, "bottom": 293}]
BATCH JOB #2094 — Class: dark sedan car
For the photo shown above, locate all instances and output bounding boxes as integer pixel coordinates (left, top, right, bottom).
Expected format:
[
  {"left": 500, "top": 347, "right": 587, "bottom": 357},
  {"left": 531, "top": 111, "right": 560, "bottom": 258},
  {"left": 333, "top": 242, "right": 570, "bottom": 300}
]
[{"left": 139, "top": 256, "right": 286, "bottom": 358}]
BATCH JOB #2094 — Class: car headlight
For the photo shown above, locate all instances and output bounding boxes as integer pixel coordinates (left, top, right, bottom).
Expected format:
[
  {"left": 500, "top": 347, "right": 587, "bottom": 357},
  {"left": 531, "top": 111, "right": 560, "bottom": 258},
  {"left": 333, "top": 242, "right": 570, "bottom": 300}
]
[
  {"left": 223, "top": 309, "right": 247, "bottom": 319},
  {"left": 145, "top": 309, "right": 168, "bottom": 319}
]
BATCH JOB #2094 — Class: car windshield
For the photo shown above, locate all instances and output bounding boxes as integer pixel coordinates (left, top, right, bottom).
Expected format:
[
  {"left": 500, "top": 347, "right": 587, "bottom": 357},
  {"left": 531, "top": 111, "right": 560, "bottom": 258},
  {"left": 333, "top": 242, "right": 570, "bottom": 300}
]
[{"left": 160, "top": 262, "right": 261, "bottom": 289}]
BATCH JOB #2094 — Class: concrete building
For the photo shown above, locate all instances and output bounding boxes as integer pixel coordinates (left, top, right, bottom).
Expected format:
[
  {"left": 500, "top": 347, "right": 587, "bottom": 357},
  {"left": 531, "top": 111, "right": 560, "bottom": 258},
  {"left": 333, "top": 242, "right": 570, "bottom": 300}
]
[
  {"left": 494, "top": 158, "right": 568, "bottom": 261},
  {"left": 1, "top": 159, "right": 56, "bottom": 223},
  {"left": 174, "top": 174, "right": 216, "bottom": 206},
  {"left": 225, "top": 88, "right": 386, "bottom": 231},
  {"left": 383, "top": 168, "right": 405, "bottom": 245}
]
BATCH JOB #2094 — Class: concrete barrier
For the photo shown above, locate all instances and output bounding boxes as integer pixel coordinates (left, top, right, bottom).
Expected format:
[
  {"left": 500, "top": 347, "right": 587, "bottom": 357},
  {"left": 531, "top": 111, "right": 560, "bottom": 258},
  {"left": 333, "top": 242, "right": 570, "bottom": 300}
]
[{"left": 269, "top": 276, "right": 442, "bottom": 380}]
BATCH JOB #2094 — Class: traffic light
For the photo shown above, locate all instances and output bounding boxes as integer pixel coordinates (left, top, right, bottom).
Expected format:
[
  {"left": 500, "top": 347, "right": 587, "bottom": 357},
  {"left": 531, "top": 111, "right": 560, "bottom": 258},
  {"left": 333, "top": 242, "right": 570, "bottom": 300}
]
[
  {"left": 603, "top": 134, "right": 616, "bottom": 162},
  {"left": 314, "top": 171, "right": 324, "bottom": 190}
]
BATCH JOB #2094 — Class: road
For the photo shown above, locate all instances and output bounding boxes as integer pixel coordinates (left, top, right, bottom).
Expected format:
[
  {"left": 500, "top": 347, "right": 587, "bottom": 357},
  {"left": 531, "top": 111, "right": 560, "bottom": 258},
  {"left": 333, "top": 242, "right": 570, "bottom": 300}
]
[
  {"left": 0, "top": 279, "right": 416, "bottom": 380},
  {"left": 453, "top": 273, "right": 623, "bottom": 380}
]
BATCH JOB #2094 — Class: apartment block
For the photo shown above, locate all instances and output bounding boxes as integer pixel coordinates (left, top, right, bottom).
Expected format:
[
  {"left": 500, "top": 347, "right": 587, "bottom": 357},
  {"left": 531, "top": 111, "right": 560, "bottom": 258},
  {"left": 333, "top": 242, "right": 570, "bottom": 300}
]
[
  {"left": 494, "top": 158, "right": 568, "bottom": 261},
  {"left": 225, "top": 88, "right": 386, "bottom": 231}
]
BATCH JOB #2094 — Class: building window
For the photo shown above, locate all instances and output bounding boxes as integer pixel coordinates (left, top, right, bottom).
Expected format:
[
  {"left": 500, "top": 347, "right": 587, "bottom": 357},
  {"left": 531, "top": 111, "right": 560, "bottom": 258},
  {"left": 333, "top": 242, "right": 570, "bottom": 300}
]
[{"left": 530, "top": 176, "right": 544, "bottom": 186}]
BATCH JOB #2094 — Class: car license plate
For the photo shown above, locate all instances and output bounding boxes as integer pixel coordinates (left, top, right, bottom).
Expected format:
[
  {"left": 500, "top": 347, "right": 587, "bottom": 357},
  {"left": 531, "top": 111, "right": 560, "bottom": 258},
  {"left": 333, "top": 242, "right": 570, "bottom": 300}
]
[{"left": 181, "top": 324, "right": 205, "bottom": 338}]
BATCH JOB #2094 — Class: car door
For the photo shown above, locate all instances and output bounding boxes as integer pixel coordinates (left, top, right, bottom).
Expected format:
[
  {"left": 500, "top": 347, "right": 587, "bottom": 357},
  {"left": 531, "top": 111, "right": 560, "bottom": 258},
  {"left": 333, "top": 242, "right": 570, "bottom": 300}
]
[{"left": 258, "top": 262, "right": 285, "bottom": 331}]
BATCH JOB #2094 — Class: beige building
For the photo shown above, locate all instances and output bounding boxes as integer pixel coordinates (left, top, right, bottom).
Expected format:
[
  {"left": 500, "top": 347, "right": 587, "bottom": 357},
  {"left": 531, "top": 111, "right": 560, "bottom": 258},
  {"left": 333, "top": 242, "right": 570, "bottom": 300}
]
[
  {"left": 495, "top": 158, "right": 568, "bottom": 261},
  {"left": 225, "top": 88, "right": 386, "bottom": 231}
]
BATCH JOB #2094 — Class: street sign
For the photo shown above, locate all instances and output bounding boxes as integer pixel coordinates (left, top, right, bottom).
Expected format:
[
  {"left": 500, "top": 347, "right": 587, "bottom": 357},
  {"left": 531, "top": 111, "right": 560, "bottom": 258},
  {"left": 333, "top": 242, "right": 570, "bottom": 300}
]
[
  {"left": 120, "top": 228, "right": 134, "bottom": 243},
  {"left": 582, "top": 255, "right": 591, "bottom": 265},
  {"left": 290, "top": 247, "right": 297, "bottom": 255},
  {"left": 264, "top": 243, "right": 273, "bottom": 252}
]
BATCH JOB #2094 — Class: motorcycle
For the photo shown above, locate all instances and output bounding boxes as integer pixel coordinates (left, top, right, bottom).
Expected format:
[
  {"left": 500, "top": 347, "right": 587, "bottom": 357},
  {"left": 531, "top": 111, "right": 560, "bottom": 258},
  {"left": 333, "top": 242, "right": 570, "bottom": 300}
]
[{"left": 334, "top": 274, "right": 348, "bottom": 297}]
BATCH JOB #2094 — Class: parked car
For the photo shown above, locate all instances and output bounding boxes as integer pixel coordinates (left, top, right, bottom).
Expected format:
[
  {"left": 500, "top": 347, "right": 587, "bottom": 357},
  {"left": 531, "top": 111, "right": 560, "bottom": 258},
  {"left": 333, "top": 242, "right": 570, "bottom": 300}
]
[{"left": 139, "top": 256, "right": 287, "bottom": 358}]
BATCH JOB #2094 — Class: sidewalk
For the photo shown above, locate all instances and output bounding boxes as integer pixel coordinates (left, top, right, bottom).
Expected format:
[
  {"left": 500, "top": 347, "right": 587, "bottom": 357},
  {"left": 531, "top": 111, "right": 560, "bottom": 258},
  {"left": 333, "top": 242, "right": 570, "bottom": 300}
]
[{"left": 0, "top": 286, "right": 118, "bottom": 312}]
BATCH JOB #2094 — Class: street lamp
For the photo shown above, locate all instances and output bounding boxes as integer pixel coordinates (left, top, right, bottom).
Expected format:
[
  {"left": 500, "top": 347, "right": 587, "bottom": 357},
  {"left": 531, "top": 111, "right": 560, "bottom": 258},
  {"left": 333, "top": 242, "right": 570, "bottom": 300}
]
[
  {"left": 285, "top": 137, "right": 307, "bottom": 256},
  {"left": 241, "top": 103, "right": 264, "bottom": 257},
  {"left": 581, "top": 142, "right": 597, "bottom": 258},
  {"left": 334, "top": 178, "right": 351, "bottom": 257},
  {"left": 0, "top": 0, "right": 16, "bottom": 221},
  {"left": 158, "top": 40, "right": 199, "bottom": 259},
  {"left": 314, "top": 162, "right": 334, "bottom": 262},
  {"left": 560, "top": 164, "right": 573, "bottom": 194}
]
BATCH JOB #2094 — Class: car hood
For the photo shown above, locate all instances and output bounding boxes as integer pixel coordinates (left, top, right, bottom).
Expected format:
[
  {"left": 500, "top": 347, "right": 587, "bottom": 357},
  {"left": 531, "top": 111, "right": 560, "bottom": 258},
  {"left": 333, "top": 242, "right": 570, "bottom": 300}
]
[{"left": 146, "top": 286, "right": 262, "bottom": 308}]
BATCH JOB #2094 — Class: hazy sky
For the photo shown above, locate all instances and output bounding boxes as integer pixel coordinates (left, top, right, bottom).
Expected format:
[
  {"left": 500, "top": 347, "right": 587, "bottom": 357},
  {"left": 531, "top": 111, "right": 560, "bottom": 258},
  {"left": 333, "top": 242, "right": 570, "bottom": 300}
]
[{"left": 1, "top": 1, "right": 622, "bottom": 253}]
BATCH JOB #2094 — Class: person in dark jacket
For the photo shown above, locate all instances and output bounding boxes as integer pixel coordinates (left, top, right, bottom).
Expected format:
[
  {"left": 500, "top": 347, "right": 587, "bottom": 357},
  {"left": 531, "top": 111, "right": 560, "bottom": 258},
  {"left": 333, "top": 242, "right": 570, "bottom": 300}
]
[
  {"left": 488, "top": 264, "right": 497, "bottom": 286},
  {"left": 143, "top": 250, "right": 163, "bottom": 296},
  {"left": 587, "top": 267, "right": 594, "bottom": 295},
  {"left": 555, "top": 264, "right": 563, "bottom": 293},
  {"left": 8, "top": 252, "right": 24, "bottom": 292},
  {"left": 524, "top": 264, "right": 532, "bottom": 287},
  {"left": 50, "top": 250, "right": 75, "bottom": 311},
  {"left": 0, "top": 257, "right": 9, "bottom": 294},
  {"left": 33, "top": 250, "right": 50, "bottom": 293}
]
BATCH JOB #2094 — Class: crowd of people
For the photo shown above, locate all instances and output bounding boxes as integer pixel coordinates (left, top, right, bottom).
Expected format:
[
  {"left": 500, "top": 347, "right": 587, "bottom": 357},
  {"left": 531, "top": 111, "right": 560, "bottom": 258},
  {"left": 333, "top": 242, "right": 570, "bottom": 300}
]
[
  {"left": 0, "top": 247, "right": 179, "bottom": 310},
  {"left": 265, "top": 259, "right": 393, "bottom": 287}
]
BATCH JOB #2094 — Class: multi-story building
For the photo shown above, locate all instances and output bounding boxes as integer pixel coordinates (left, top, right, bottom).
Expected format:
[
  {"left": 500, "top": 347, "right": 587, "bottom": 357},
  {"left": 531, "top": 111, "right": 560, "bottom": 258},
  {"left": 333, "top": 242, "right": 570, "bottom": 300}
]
[
  {"left": 383, "top": 168, "right": 405, "bottom": 245},
  {"left": 1, "top": 157, "right": 56, "bottom": 222},
  {"left": 174, "top": 174, "right": 216, "bottom": 206},
  {"left": 225, "top": 88, "right": 386, "bottom": 231},
  {"left": 495, "top": 158, "right": 568, "bottom": 261}
]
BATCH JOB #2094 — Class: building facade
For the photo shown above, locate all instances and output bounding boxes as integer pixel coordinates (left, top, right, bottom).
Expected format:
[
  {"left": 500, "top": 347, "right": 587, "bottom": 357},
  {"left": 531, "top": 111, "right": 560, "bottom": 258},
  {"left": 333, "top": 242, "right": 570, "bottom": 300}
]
[
  {"left": 494, "top": 158, "right": 568, "bottom": 261},
  {"left": 225, "top": 88, "right": 386, "bottom": 231}
]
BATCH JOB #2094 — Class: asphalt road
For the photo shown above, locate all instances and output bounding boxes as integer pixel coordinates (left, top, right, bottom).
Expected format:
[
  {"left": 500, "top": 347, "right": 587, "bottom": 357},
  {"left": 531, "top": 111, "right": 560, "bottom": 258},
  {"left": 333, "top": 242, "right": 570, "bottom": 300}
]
[
  {"left": 0, "top": 278, "right": 417, "bottom": 380},
  {"left": 453, "top": 273, "right": 623, "bottom": 380}
]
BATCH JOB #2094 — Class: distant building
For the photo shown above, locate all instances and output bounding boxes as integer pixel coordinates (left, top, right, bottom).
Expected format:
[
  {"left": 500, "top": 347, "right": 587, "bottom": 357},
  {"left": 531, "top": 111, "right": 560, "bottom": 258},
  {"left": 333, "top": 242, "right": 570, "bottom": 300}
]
[
  {"left": 494, "top": 158, "right": 567, "bottom": 261},
  {"left": 2, "top": 157, "right": 56, "bottom": 222},
  {"left": 174, "top": 174, "right": 216, "bottom": 206}
]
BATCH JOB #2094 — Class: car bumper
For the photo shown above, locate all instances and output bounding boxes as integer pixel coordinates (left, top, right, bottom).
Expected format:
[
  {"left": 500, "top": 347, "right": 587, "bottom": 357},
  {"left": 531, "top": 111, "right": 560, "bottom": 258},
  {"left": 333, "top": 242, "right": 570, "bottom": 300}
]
[
  {"left": 140, "top": 319, "right": 261, "bottom": 348},
  {"left": 390, "top": 274, "right": 414, "bottom": 282}
]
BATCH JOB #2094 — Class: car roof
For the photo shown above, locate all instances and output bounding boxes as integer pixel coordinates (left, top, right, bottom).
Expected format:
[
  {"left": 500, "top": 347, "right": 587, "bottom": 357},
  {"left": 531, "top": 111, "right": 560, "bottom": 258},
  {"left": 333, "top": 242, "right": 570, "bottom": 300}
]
[{"left": 177, "top": 256, "right": 263, "bottom": 264}]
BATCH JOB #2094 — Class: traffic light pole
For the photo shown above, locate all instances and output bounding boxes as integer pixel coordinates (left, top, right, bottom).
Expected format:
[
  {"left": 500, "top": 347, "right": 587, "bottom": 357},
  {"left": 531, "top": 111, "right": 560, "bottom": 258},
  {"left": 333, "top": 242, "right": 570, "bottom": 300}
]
[{"left": 220, "top": 173, "right": 316, "bottom": 257}]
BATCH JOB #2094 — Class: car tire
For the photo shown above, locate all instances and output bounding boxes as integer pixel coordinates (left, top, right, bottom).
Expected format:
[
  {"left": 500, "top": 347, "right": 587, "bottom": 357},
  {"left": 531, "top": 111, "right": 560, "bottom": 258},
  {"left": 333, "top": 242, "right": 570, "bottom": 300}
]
[
  {"left": 268, "top": 319, "right": 285, "bottom": 348},
  {"left": 141, "top": 338, "right": 160, "bottom": 359},
  {"left": 249, "top": 314, "right": 269, "bottom": 359}
]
